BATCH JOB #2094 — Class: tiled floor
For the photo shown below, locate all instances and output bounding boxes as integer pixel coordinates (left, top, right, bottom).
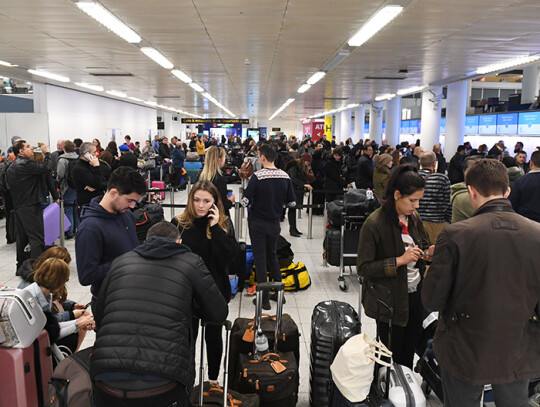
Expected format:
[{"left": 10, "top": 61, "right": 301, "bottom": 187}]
[{"left": 0, "top": 184, "right": 444, "bottom": 406}]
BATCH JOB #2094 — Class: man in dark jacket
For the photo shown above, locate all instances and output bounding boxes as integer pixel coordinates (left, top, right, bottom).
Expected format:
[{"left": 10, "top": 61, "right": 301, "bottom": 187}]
[
  {"left": 423, "top": 159, "right": 540, "bottom": 407},
  {"left": 447, "top": 145, "right": 465, "bottom": 184},
  {"left": 75, "top": 167, "right": 146, "bottom": 309},
  {"left": 6, "top": 140, "right": 52, "bottom": 271},
  {"left": 355, "top": 144, "right": 374, "bottom": 189},
  {"left": 91, "top": 221, "right": 227, "bottom": 406},
  {"left": 158, "top": 137, "right": 173, "bottom": 160},
  {"left": 73, "top": 142, "right": 107, "bottom": 211},
  {"left": 324, "top": 148, "right": 349, "bottom": 202},
  {"left": 508, "top": 150, "right": 540, "bottom": 222}
]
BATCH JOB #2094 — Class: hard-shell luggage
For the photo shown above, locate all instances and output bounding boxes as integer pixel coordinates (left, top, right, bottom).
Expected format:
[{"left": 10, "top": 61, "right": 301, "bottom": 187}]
[
  {"left": 324, "top": 227, "right": 358, "bottom": 267},
  {"left": 191, "top": 320, "right": 260, "bottom": 407},
  {"left": 0, "top": 329, "right": 53, "bottom": 407},
  {"left": 43, "top": 203, "right": 71, "bottom": 246},
  {"left": 151, "top": 181, "right": 165, "bottom": 199},
  {"left": 0, "top": 287, "right": 47, "bottom": 348},
  {"left": 47, "top": 347, "right": 93, "bottom": 407},
  {"left": 377, "top": 300, "right": 426, "bottom": 407},
  {"left": 309, "top": 301, "right": 361, "bottom": 407},
  {"left": 234, "top": 283, "right": 299, "bottom": 407}
]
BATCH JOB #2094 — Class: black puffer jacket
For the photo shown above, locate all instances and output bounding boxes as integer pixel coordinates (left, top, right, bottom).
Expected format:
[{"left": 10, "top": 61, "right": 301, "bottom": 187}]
[{"left": 91, "top": 236, "right": 228, "bottom": 389}]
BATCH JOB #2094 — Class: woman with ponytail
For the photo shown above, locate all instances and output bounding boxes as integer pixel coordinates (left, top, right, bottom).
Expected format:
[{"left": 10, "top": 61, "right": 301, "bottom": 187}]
[{"left": 357, "top": 164, "right": 433, "bottom": 369}]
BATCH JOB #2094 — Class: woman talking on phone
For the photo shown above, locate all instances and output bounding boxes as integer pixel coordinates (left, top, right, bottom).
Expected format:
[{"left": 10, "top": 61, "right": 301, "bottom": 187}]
[
  {"left": 198, "top": 146, "right": 235, "bottom": 218},
  {"left": 171, "top": 180, "right": 239, "bottom": 382},
  {"left": 357, "top": 164, "right": 434, "bottom": 369}
]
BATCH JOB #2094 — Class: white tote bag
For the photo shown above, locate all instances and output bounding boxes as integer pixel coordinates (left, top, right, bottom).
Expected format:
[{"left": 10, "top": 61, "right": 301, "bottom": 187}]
[{"left": 330, "top": 333, "right": 392, "bottom": 403}]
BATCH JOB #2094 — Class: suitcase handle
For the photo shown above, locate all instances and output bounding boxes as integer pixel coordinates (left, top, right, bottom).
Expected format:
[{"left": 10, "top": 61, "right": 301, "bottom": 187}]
[
  {"left": 205, "top": 387, "right": 240, "bottom": 407},
  {"left": 256, "top": 282, "right": 284, "bottom": 292},
  {"left": 249, "top": 352, "right": 288, "bottom": 364}
]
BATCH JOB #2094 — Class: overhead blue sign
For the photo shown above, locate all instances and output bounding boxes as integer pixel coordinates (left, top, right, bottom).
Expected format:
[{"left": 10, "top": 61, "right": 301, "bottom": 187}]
[
  {"left": 364, "top": 123, "right": 369, "bottom": 134},
  {"left": 518, "top": 111, "right": 540, "bottom": 135},
  {"left": 401, "top": 120, "right": 410, "bottom": 133},
  {"left": 409, "top": 120, "right": 419, "bottom": 134},
  {"left": 465, "top": 116, "right": 479, "bottom": 134},
  {"left": 440, "top": 117, "right": 446, "bottom": 134},
  {"left": 479, "top": 114, "right": 497, "bottom": 134},
  {"left": 496, "top": 113, "right": 518, "bottom": 135}
]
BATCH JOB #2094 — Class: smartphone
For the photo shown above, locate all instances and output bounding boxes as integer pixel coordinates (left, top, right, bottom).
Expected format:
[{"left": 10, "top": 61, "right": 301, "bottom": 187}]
[
  {"left": 84, "top": 152, "right": 92, "bottom": 161},
  {"left": 227, "top": 190, "right": 233, "bottom": 197},
  {"left": 84, "top": 302, "right": 91, "bottom": 309}
]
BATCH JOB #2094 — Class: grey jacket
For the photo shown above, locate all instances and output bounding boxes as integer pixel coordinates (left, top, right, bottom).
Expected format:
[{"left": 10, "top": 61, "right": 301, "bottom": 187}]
[{"left": 57, "top": 152, "right": 79, "bottom": 195}]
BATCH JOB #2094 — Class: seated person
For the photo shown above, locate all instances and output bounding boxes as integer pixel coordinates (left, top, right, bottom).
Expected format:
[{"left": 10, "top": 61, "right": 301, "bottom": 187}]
[{"left": 91, "top": 221, "right": 228, "bottom": 407}]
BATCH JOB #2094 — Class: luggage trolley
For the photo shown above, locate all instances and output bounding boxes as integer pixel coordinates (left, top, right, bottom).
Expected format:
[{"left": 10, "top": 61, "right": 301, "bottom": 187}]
[{"left": 337, "top": 212, "right": 367, "bottom": 291}]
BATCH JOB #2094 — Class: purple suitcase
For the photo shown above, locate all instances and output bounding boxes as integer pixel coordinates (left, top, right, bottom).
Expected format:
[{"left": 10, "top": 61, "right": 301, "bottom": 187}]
[{"left": 43, "top": 203, "right": 71, "bottom": 246}]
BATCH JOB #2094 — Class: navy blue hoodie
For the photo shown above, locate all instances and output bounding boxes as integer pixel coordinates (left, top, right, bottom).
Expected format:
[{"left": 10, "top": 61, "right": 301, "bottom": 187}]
[{"left": 75, "top": 196, "right": 138, "bottom": 296}]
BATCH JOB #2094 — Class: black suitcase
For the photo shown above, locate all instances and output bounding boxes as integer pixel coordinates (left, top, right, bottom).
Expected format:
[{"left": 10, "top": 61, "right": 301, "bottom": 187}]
[
  {"left": 234, "top": 283, "right": 299, "bottom": 407},
  {"left": 309, "top": 301, "right": 361, "bottom": 407},
  {"left": 191, "top": 320, "right": 260, "bottom": 407},
  {"left": 324, "top": 227, "right": 359, "bottom": 267}
]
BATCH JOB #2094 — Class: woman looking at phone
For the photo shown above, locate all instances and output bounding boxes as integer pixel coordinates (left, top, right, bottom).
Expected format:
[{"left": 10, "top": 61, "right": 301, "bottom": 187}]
[
  {"left": 357, "top": 164, "right": 434, "bottom": 369},
  {"left": 172, "top": 180, "right": 239, "bottom": 382}
]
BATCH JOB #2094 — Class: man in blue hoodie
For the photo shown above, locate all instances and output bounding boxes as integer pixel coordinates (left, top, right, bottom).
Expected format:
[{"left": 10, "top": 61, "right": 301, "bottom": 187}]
[{"left": 75, "top": 167, "right": 146, "bottom": 309}]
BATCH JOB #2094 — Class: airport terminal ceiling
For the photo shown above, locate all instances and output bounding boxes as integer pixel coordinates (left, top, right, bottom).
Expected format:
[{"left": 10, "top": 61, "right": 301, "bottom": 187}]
[{"left": 0, "top": 0, "right": 539, "bottom": 121}]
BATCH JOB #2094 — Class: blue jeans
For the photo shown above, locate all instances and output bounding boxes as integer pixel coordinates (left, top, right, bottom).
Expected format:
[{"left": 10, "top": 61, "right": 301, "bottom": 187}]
[{"left": 63, "top": 188, "right": 79, "bottom": 236}]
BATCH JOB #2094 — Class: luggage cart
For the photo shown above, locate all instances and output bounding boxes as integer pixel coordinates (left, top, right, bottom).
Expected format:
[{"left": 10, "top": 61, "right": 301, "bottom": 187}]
[{"left": 337, "top": 213, "right": 366, "bottom": 291}]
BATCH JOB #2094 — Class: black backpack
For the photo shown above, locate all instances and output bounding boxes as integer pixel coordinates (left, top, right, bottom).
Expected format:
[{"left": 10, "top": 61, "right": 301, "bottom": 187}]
[{"left": 63, "top": 158, "right": 77, "bottom": 189}]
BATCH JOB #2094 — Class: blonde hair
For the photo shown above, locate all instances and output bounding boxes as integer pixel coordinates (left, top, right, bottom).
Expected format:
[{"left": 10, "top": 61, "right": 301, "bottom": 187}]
[
  {"left": 199, "top": 146, "right": 224, "bottom": 182},
  {"left": 33, "top": 258, "right": 70, "bottom": 293},
  {"left": 174, "top": 180, "right": 229, "bottom": 239}
]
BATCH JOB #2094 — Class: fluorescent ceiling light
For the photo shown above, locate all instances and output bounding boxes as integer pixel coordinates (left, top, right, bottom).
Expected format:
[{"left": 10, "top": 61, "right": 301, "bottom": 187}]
[
  {"left": 397, "top": 85, "right": 426, "bottom": 96},
  {"left": 76, "top": 1, "right": 141, "bottom": 43},
  {"left": 348, "top": 5, "right": 403, "bottom": 47},
  {"left": 144, "top": 101, "right": 157, "bottom": 106},
  {"left": 28, "top": 69, "right": 70, "bottom": 83},
  {"left": 322, "top": 51, "right": 350, "bottom": 72},
  {"left": 127, "top": 96, "right": 143, "bottom": 102},
  {"left": 476, "top": 55, "right": 540, "bottom": 75},
  {"left": 140, "top": 47, "right": 174, "bottom": 70},
  {"left": 297, "top": 84, "right": 311, "bottom": 94},
  {"left": 285, "top": 98, "right": 295, "bottom": 105},
  {"left": 269, "top": 98, "right": 296, "bottom": 120},
  {"left": 75, "top": 82, "right": 104, "bottom": 92},
  {"left": 0, "top": 60, "right": 18, "bottom": 67},
  {"left": 306, "top": 72, "right": 326, "bottom": 85},
  {"left": 346, "top": 103, "right": 360, "bottom": 109},
  {"left": 106, "top": 90, "right": 126, "bottom": 98},
  {"left": 375, "top": 93, "right": 395, "bottom": 101},
  {"left": 171, "top": 69, "right": 192, "bottom": 84},
  {"left": 189, "top": 82, "right": 204, "bottom": 93}
]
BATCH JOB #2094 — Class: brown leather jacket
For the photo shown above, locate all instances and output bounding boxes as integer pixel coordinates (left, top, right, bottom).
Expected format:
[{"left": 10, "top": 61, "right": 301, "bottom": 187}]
[
  {"left": 357, "top": 206, "right": 429, "bottom": 327},
  {"left": 422, "top": 198, "right": 540, "bottom": 385}
]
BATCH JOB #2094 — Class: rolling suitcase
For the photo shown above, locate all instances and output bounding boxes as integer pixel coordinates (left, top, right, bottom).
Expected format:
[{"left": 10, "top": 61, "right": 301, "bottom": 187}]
[
  {"left": 234, "top": 283, "right": 299, "bottom": 407},
  {"left": 191, "top": 320, "right": 260, "bottom": 407},
  {"left": 309, "top": 301, "right": 361, "bottom": 407},
  {"left": 376, "top": 300, "right": 426, "bottom": 407},
  {"left": 0, "top": 329, "right": 53, "bottom": 407},
  {"left": 151, "top": 181, "right": 165, "bottom": 199},
  {"left": 324, "top": 227, "right": 358, "bottom": 267},
  {"left": 43, "top": 202, "right": 71, "bottom": 246}
]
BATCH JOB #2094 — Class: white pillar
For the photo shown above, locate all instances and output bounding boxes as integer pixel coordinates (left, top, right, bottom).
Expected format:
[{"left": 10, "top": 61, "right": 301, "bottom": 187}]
[
  {"left": 369, "top": 102, "right": 383, "bottom": 144},
  {"left": 420, "top": 88, "right": 442, "bottom": 150},
  {"left": 385, "top": 97, "right": 401, "bottom": 147},
  {"left": 340, "top": 110, "right": 350, "bottom": 144},
  {"left": 353, "top": 106, "right": 365, "bottom": 143},
  {"left": 333, "top": 113, "right": 341, "bottom": 144},
  {"left": 521, "top": 62, "right": 540, "bottom": 104},
  {"left": 32, "top": 83, "right": 48, "bottom": 113},
  {"left": 445, "top": 81, "right": 467, "bottom": 161}
]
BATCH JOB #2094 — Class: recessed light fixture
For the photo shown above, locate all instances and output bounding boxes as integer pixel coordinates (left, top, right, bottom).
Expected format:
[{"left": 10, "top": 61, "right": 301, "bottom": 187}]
[
  {"left": 397, "top": 85, "right": 427, "bottom": 96},
  {"left": 76, "top": 1, "right": 141, "bottom": 44},
  {"left": 140, "top": 47, "right": 174, "bottom": 70},
  {"left": 171, "top": 69, "right": 192, "bottom": 84},
  {"left": 0, "top": 60, "right": 18, "bottom": 67},
  {"left": 75, "top": 82, "right": 104, "bottom": 92},
  {"left": 375, "top": 93, "right": 396, "bottom": 101},
  {"left": 476, "top": 55, "right": 540, "bottom": 75},
  {"left": 189, "top": 82, "right": 204, "bottom": 93},
  {"left": 106, "top": 90, "right": 127, "bottom": 98},
  {"left": 28, "top": 69, "right": 70, "bottom": 83},
  {"left": 348, "top": 5, "right": 403, "bottom": 47},
  {"left": 306, "top": 72, "right": 326, "bottom": 85},
  {"left": 297, "top": 84, "right": 311, "bottom": 94}
]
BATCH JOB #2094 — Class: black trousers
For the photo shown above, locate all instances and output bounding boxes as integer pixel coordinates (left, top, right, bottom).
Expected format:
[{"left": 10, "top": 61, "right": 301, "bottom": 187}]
[
  {"left": 375, "top": 288, "right": 423, "bottom": 370},
  {"left": 441, "top": 369, "right": 529, "bottom": 407},
  {"left": 1, "top": 192, "right": 14, "bottom": 242},
  {"left": 248, "top": 217, "right": 281, "bottom": 302},
  {"left": 14, "top": 204, "right": 45, "bottom": 271},
  {"left": 93, "top": 382, "right": 190, "bottom": 407},
  {"left": 192, "top": 318, "right": 223, "bottom": 381}
]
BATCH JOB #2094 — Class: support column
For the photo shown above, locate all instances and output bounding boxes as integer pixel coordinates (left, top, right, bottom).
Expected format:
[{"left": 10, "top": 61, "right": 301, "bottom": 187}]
[
  {"left": 369, "top": 102, "right": 383, "bottom": 145},
  {"left": 353, "top": 106, "right": 365, "bottom": 143},
  {"left": 340, "top": 110, "right": 350, "bottom": 144},
  {"left": 420, "top": 88, "right": 442, "bottom": 150},
  {"left": 32, "top": 83, "right": 48, "bottom": 113},
  {"left": 445, "top": 81, "right": 467, "bottom": 161},
  {"left": 333, "top": 113, "right": 341, "bottom": 144},
  {"left": 385, "top": 97, "right": 401, "bottom": 148},
  {"left": 521, "top": 62, "right": 540, "bottom": 104}
]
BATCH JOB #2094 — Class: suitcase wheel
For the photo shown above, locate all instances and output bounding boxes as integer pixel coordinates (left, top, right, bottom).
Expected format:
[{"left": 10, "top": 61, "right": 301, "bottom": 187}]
[{"left": 338, "top": 276, "right": 348, "bottom": 292}]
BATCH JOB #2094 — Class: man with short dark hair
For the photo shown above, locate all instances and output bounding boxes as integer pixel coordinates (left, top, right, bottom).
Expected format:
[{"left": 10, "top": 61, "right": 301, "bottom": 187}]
[
  {"left": 508, "top": 150, "right": 540, "bottom": 222},
  {"left": 515, "top": 151, "right": 529, "bottom": 175},
  {"left": 91, "top": 221, "right": 227, "bottom": 406},
  {"left": 242, "top": 144, "right": 296, "bottom": 309},
  {"left": 76, "top": 167, "right": 147, "bottom": 309},
  {"left": 355, "top": 144, "right": 374, "bottom": 189},
  {"left": 448, "top": 145, "right": 466, "bottom": 184},
  {"left": 423, "top": 159, "right": 540, "bottom": 407},
  {"left": 6, "top": 140, "right": 52, "bottom": 271}
]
